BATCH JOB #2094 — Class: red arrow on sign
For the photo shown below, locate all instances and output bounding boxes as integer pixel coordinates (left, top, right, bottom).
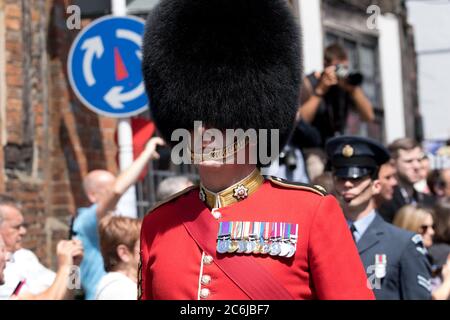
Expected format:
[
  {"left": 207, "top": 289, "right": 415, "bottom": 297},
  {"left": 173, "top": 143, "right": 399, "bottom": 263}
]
[{"left": 114, "top": 47, "right": 129, "bottom": 81}]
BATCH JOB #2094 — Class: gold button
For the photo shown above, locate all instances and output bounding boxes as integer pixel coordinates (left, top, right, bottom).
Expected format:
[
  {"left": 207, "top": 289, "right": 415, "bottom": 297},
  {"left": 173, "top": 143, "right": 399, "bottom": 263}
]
[
  {"left": 200, "top": 288, "right": 210, "bottom": 299},
  {"left": 203, "top": 255, "right": 213, "bottom": 265},
  {"left": 201, "top": 275, "right": 211, "bottom": 285}
]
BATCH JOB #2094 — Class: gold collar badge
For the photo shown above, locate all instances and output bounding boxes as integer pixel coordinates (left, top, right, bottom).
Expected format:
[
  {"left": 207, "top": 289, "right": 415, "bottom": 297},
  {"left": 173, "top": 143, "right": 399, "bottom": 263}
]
[
  {"left": 199, "top": 169, "right": 264, "bottom": 208},
  {"left": 233, "top": 185, "right": 249, "bottom": 201}
]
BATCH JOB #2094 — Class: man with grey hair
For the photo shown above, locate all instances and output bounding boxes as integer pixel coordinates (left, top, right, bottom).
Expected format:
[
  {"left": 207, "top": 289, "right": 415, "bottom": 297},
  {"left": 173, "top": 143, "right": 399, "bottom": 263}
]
[
  {"left": 0, "top": 194, "right": 83, "bottom": 300},
  {"left": 0, "top": 195, "right": 25, "bottom": 254},
  {"left": 156, "top": 176, "right": 194, "bottom": 202},
  {"left": 0, "top": 194, "right": 54, "bottom": 298},
  {"left": 72, "top": 137, "right": 164, "bottom": 299}
]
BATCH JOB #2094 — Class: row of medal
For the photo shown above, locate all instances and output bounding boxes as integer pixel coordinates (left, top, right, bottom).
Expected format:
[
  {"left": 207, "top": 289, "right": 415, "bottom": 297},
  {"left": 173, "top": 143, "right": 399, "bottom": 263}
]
[{"left": 217, "top": 221, "right": 299, "bottom": 258}]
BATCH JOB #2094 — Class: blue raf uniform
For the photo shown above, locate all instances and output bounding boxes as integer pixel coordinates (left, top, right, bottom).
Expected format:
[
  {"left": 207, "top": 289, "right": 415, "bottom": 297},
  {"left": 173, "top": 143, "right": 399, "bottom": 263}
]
[
  {"left": 326, "top": 136, "right": 432, "bottom": 300},
  {"left": 355, "top": 213, "right": 432, "bottom": 299}
]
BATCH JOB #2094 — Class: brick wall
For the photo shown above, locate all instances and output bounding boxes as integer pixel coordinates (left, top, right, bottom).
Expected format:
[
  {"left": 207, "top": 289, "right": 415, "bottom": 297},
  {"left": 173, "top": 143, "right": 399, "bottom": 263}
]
[{"left": 1, "top": 0, "right": 118, "bottom": 268}]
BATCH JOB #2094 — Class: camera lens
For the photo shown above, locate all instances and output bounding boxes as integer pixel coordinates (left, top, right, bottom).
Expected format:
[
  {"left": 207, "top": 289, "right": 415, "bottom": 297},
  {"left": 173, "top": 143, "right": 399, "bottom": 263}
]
[{"left": 347, "top": 73, "right": 364, "bottom": 86}]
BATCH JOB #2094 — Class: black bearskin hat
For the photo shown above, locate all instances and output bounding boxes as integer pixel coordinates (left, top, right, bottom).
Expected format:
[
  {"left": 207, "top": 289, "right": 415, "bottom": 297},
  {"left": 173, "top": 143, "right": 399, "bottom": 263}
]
[{"left": 142, "top": 0, "right": 302, "bottom": 161}]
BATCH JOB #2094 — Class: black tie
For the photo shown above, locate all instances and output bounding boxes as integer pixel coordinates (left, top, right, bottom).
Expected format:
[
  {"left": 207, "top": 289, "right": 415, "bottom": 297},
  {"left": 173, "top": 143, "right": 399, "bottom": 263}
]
[{"left": 349, "top": 224, "right": 357, "bottom": 243}]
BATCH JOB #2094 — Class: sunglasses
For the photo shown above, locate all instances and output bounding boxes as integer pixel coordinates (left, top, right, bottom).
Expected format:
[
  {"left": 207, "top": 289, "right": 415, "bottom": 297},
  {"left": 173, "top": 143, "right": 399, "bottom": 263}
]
[{"left": 419, "top": 224, "right": 435, "bottom": 234}]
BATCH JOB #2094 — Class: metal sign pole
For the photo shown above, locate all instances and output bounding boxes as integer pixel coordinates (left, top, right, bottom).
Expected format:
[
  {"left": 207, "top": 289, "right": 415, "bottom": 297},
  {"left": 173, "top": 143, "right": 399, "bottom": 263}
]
[{"left": 112, "top": 0, "right": 138, "bottom": 218}]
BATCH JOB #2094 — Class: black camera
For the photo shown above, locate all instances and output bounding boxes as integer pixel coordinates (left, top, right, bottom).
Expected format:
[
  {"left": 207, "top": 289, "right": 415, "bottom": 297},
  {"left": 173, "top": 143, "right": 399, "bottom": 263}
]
[{"left": 335, "top": 64, "right": 364, "bottom": 86}]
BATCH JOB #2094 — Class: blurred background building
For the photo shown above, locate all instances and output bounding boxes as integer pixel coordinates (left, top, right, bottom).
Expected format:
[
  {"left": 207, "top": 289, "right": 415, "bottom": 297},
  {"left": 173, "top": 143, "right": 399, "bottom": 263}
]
[
  {"left": 0, "top": 0, "right": 428, "bottom": 266},
  {"left": 407, "top": 0, "right": 450, "bottom": 147}
]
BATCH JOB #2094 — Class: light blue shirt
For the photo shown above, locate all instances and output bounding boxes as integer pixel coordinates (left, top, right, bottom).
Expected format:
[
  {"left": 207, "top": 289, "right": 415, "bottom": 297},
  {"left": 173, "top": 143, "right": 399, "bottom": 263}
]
[
  {"left": 73, "top": 204, "right": 106, "bottom": 300},
  {"left": 347, "top": 210, "right": 377, "bottom": 243}
]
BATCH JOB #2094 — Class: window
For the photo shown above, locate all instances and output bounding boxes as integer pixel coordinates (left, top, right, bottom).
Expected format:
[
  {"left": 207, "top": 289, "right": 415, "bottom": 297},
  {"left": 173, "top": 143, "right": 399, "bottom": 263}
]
[
  {"left": 71, "top": 0, "right": 111, "bottom": 17},
  {"left": 72, "top": 0, "right": 160, "bottom": 18},
  {"left": 126, "top": 0, "right": 159, "bottom": 15}
]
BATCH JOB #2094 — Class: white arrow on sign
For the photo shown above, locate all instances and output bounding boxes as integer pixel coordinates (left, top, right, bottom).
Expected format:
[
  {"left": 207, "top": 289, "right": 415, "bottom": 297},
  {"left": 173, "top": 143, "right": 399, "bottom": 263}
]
[
  {"left": 116, "top": 29, "right": 142, "bottom": 60},
  {"left": 81, "top": 36, "right": 104, "bottom": 87},
  {"left": 104, "top": 82, "right": 145, "bottom": 109},
  {"left": 116, "top": 29, "right": 141, "bottom": 47}
]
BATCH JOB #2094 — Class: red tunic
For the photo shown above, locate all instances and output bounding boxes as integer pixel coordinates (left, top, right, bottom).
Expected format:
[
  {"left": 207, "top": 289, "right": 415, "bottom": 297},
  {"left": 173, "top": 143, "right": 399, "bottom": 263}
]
[{"left": 139, "top": 179, "right": 374, "bottom": 300}]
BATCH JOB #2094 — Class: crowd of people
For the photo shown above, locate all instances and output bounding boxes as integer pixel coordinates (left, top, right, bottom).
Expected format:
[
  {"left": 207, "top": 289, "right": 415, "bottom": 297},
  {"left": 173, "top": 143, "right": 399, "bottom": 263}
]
[
  {"left": 1, "top": 134, "right": 449, "bottom": 300},
  {"left": 0, "top": 137, "right": 190, "bottom": 300}
]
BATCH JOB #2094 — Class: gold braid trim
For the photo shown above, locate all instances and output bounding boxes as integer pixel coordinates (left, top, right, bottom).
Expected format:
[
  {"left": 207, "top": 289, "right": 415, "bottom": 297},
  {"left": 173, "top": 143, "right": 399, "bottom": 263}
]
[
  {"left": 189, "top": 137, "right": 249, "bottom": 162},
  {"left": 267, "top": 176, "right": 327, "bottom": 197}
]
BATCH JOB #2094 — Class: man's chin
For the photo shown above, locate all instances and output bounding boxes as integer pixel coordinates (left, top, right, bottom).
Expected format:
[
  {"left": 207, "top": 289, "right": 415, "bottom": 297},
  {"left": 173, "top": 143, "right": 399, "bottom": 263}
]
[
  {"left": 198, "top": 160, "right": 226, "bottom": 169},
  {"left": 341, "top": 198, "right": 360, "bottom": 208},
  {"left": 407, "top": 176, "right": 422, "bottom": 185}
]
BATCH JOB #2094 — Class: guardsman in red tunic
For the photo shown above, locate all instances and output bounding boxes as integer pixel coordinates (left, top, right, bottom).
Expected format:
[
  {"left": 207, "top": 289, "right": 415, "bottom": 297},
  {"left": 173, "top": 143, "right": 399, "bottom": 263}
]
[{"left": 139, "top": 0, "right": 374, "bottom": 300}]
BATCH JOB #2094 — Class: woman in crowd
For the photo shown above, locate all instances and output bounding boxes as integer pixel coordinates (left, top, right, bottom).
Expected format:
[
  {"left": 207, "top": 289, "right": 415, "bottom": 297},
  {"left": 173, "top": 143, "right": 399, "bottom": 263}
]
[
  {"left": 431, "top": 198, "right": 450, "bottom": 257},
  {"left": 393, "top": 205, "right": 435, "bottom": 248},
  {"left": 96, "top": 216, "right": 142, "bottom": 300},
  {"left": 394, "top": 202, "right": 450, "bottom": 300},
  {"left": 428, "top": 198, "right": 450, "bottom": 300}
]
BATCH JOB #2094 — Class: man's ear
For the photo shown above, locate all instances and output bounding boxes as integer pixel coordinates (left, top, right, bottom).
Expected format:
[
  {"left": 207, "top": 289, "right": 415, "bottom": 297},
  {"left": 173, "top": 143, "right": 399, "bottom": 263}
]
[
  {"left": 372, "top": 179, "right": 382, "bottom": 195},
  {"left": 116, "top": 244, "right": 131, "bottom": 263},
  {"left": 87, "top": 192, "right": 97, "bottom": 204}
]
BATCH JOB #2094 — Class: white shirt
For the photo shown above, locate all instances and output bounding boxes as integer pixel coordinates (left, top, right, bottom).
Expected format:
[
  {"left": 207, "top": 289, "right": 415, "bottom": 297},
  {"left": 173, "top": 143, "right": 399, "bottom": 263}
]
[
  {"left": 0, "top": 249, "right": 56, "bottom": 299},
  {"left": 95, "top": 272, "right": 137, "bottom": 300}
]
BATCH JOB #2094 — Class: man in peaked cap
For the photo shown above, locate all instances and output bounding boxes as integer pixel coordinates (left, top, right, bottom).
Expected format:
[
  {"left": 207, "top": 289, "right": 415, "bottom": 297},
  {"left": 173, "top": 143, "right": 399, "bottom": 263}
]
[
  {"left": 139, "top": 0, "right": 374, "bottom": 300},
  {"left": 326, "top": 136, "right": 432, "bottom": 300}
]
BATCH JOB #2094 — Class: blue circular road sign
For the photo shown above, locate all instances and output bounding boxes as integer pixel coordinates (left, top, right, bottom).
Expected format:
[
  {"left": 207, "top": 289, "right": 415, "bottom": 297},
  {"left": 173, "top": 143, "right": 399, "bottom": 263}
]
[{"left": 68, "top": 15, "right": 148, "bottom": 118}]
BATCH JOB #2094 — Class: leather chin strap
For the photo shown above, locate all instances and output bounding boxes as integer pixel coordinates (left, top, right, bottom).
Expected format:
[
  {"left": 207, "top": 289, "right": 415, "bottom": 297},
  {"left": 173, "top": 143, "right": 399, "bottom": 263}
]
[{"left": 189, "top": 137, "right": 249, "bottom": 162}]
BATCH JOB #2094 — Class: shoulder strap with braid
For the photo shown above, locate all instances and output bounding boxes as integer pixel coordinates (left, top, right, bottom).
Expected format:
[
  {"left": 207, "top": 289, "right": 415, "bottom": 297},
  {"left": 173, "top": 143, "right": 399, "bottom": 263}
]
[{"left": 266, "top": 176, "right": 328, "bottom": 196}]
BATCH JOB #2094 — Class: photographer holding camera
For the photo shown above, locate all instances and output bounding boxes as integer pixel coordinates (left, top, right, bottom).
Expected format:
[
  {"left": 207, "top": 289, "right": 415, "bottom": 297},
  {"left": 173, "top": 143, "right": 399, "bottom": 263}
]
[
  {"left": 298, "top": 43, "right": 375, "bottom": 147},
  {"left": 267, "top": 44, "right": 374, "bottom": 182}
]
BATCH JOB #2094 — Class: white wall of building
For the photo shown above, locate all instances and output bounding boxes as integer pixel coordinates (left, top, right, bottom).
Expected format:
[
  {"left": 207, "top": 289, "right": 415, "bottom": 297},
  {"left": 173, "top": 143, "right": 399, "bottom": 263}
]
[
  {"left": 407, "top": 1, "right": 450, "bottom": 141},
  {"left": 298, "top": 0, "right": 324, "bottom": 74},
  {"left": 378, "top": 14, "right": 406, "bottom": 143}
]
